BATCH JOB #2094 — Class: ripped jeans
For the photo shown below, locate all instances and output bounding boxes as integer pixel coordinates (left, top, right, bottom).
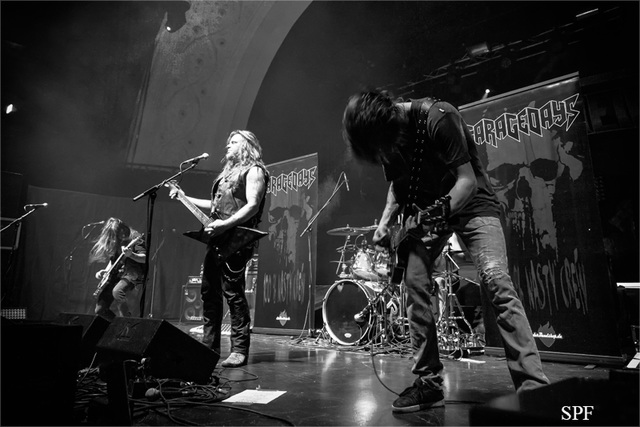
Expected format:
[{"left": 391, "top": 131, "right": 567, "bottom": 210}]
[{"left": 402, "top": 215, "right": 549, "bottom": 392}]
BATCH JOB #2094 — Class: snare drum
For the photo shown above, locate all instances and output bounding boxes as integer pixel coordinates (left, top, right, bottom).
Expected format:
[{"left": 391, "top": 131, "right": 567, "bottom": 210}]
[
  {"left": 322, "top": 279, "right": 378, "bottom": 345},
  {"left": 373, "top": 250, "right": 390, "bottom": 278},
  {"left": 351, "top": 249, "right": 379, "bottom": 281}
]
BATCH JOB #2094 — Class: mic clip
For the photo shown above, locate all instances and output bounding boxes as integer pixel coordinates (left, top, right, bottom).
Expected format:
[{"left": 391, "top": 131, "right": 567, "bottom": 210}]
[{"left": 353, "top": 306, "right": 370, "bottom": 324}]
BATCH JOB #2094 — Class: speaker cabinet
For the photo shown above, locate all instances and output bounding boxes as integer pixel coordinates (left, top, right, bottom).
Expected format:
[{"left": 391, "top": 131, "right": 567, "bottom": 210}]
[
  {"left": 96, "top": 317, "right": 218, "bottom": 384},
  {"left": 1, "top": 318, "right": 82, "bottom": 425},
  {"left": 56, "top": 312, "right": 111, "bottom": 368},
  {"left": 180, "top": 283, "right": 203, "bottom": 323}
]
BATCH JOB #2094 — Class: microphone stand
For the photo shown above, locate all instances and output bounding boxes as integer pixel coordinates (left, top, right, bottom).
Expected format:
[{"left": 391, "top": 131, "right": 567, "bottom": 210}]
[
  {"left": 300, "top": 173, "right": 348, "bottom": 338},
  {"left": 0, "top": 208, "right": 38, "bottom": 234},
  {"left": 132, "top": 162, "right": 199, "bottom": 318},
  {"left": 55, "top": 223, "right": 101, "bottom": 294}
]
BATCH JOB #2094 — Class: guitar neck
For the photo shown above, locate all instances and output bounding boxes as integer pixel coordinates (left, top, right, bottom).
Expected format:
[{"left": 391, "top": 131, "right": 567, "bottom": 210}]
[{"left": 175, "top": 192, "right": 211, "bottom": 226}]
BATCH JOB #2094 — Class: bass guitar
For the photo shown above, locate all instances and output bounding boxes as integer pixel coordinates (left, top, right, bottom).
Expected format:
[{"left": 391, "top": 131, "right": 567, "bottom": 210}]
[
  {"left": 388, "top": 196, "right": 451, "bottom": 285},
  {"left": 93, "top": 234, "right": 144, "bottom": 299},
  {"left": 165, "top": 180, "right": 267, "bottom": 265}
]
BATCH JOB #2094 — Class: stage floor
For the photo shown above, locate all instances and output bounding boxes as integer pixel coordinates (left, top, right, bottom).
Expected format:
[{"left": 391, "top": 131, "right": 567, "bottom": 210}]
[{"left": 72, "top": 323, "right": 638, "bottom": 426}]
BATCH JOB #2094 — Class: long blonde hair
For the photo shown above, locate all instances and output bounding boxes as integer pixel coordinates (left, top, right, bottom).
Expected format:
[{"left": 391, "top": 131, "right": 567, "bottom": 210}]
[{"left": 218, "top": 130, "right": 267, "bottom": 185}]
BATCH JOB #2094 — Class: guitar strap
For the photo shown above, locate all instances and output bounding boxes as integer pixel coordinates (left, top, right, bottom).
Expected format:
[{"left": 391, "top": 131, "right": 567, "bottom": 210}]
[{"left": 406, "top": 97, "right": 439, "bottom": 207}]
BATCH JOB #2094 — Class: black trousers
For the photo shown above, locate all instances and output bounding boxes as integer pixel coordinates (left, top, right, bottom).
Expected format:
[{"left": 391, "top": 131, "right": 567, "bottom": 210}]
[{"left": 201, "top": 245, "right": 253, "bottom": 357}]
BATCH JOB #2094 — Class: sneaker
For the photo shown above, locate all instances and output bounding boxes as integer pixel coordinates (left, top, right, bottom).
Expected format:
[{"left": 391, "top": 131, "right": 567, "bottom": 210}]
[
  {"left": 221, "top": 352, "right": 247, "bottom": 368},
  {"left": 392, "top": 377, "right": 445, "bottom": 413}
]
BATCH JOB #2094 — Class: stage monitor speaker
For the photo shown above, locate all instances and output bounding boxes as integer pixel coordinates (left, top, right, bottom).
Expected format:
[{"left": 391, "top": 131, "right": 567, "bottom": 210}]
[
  {"left": 1, "top": 318, "right": 82, "bottom": 426},
  {"left": 469, "top": 370, "right": 639, "bottom": 426},
  {"left": 96, "top": 317, "right": 218, "bottom": 384},
  {"left": 56, "top": 312, "right": 111, "bottom": 368}
]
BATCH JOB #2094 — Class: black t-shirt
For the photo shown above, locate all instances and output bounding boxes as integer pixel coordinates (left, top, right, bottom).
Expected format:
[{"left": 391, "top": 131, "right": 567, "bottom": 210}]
[{"left": 382, "top": 98, "right": 501, "bottom": 226}]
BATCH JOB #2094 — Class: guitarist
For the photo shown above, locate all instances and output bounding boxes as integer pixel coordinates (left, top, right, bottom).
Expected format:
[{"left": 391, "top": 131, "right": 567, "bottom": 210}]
[
  {"left": 169, "top": 130, "right": 269, "bottom": 368},
  {"left": 89, "top": 217, "right": 146, "bottom": 320},
  {"left": 342, "top": 90, "right": 549, "bottom": 413}
]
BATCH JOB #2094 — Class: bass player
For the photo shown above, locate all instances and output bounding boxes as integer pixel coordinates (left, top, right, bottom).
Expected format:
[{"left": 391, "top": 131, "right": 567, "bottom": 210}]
[{"left": 169, "top": 130, "right": 269, "bottom": 368}]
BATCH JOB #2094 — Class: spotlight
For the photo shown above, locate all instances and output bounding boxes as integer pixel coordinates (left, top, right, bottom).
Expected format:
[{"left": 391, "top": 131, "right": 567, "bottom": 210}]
[
  {"left": 466, "top": 42, "right": 490, "bottom": 58},
  {"left": 5, "top": 104, "right": 17, "bottom": 114},
  {"left": 165, "top": 1, "right": 190, "bottom": 33}
]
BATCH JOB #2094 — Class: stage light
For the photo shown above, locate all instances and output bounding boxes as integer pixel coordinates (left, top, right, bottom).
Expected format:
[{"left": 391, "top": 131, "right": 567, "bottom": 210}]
[
  {"left": 467, "top": 42, "right": 490, "bottom": 58},
  {"left": 165, "top": 1, "right": 190, "bottom": 33},
  {"left": 5, "top": 104, "right": 17, "bottom": 114}
]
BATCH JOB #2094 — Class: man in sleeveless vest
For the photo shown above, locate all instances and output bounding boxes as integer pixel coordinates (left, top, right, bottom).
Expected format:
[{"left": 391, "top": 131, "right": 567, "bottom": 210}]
[
  {"left": 342, "top": 90, "right": 549, "bottom": 413},
  {"left": 170, "top": 130, "right": 269, "bottom": 368}
]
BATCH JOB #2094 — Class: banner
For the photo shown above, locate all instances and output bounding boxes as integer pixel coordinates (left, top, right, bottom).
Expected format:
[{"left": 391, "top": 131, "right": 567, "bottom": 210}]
[
  {"left": 460, "top": 74, "right": 621, "bottom": 358},
  {"left": 254, "top": 153, "right": 318, "bottom": 333}
]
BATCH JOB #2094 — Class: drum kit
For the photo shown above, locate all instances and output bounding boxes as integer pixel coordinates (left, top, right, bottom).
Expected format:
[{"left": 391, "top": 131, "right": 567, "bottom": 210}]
[
  {"left": 321, "top": 223, "right": 483, "bottom": 356},
  {"left": 321, "top": 223, "right": 409, "bottom": 348}
]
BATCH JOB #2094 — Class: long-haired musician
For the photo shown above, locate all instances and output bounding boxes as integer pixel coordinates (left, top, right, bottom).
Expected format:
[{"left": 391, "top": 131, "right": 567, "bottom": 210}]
[
  {"left": 170, "top": 130, "right": 269, "bottom": 368},
  {"left": 89, "top": 217, "right": 146, "bottom": 320}
]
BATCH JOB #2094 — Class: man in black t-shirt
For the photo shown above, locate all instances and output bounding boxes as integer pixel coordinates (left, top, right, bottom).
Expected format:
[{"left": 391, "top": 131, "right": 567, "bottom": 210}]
[{"left": 342, "top": 90, "right": 549, "bottom": 413}]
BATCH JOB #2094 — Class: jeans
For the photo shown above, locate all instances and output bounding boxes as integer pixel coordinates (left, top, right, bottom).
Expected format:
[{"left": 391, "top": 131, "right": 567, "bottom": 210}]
[
  {"left": 402, "top": 215, "right": 550, "bottom": 392},
  {"left": 201, "top": 245, "right": 252, "bottom": 358}
]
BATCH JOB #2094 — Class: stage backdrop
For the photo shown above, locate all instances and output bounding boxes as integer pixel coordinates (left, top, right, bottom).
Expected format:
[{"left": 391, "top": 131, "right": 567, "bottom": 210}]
[
  {"left": 254, "top": 153, "right": 318, "bottom": 334},
  {"left": 459, "top": 73, "right": 621, "bottom": 362}
]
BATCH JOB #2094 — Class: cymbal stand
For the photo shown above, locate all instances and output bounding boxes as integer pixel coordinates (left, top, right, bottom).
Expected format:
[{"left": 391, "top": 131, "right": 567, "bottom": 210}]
[
  {"left": 354, "top": 279, "right": 399, "bottom": 346},
  {"left": 336, "top": 235, "right": 352, "bottom": 278},
  {"left": 436, "top": 243, "right": 482, "bottom": 355}
]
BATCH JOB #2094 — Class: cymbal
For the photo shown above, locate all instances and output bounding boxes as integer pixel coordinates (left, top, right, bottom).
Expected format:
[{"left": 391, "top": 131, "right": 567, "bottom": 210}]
[
  {"left": 356, "top": 225, "right": 378, "bottom": 231},
  {"left": 336, "top": 244, "right": 357, "bottom": 252},
  {"left": 327, "top": 226, "right": 371, "bottom": 236},
  {"left": 329, "top": 260, "right": 353, "bottom": 264}
]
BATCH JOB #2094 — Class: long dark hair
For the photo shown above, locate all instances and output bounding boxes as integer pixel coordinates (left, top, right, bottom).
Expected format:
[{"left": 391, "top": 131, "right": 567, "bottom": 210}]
[
  {"left": 342, "top": 90, "right": 406, "bottom": 164},
  {"left": 88, "top": 217, "right": 131, "bottom": 263}
]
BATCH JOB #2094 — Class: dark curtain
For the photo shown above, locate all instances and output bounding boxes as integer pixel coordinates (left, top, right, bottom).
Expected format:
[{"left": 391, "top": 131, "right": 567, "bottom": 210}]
[{"left": 16, "top": 186, "right": 206, "bottom": 321}]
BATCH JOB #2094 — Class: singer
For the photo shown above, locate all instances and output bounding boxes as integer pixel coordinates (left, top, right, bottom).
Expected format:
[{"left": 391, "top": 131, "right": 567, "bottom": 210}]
[
  {"left": 342, "top": 90, "right": 549, "bottom": 413},
  {"left": 168, "top": 130, "right": 269, "bottom": 369},
  {"left": 89, "top": 218, "right": 146, "bottom": 320}
]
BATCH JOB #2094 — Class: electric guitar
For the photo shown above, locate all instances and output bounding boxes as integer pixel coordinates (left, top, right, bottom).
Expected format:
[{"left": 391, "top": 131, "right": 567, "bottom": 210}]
[
  {"left": 93, "top": 234, "right": 144, "bottom": 299},
  {"left": 165, "top": 180, "right": 267, "bottom": 265},
  {"left": 388, "top": 196, "right": 451, "bottom": 284}
]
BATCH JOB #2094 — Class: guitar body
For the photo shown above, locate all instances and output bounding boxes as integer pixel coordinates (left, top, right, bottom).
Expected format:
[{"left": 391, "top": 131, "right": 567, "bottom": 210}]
[
  {"left": 93, "top": 270, "right": 119, "bottom": 300},
  {"left": 93, "top": 234, "right": 144, "bottom": 300},
  {"left": 387, "top": 196, "right": 452, "bottom": 285},
  {"left": 166, "top": 179, "right": 267, "bottom": 266},
  {"left": 184, "top": 226, "right": 268, "bottom": 265}
]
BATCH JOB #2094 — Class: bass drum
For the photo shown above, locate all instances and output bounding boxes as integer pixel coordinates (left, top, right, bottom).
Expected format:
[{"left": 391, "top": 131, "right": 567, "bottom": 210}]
[{"left": 322, "top": 280, "right": 377, "bottom": 346}]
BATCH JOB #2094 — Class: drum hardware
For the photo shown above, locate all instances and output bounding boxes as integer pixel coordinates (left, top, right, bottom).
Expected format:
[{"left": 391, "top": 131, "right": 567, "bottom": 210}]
[
  {"left": 322, "top": 278, "right": 409, "bottom": 347},
  {"left": 435, "top": 241, "right": 483, "bottom": 356}
]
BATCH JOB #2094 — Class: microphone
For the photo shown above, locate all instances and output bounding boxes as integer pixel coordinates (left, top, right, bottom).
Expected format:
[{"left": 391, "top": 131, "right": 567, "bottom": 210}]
[
  {"left": 24, "top": 203, "right": 48, "bottom": 211},
  {"left": 353, "top": 306, "right": 370, "bottom": 324},
  {"left": 181, "top": 153, "right": 209, "bottom": 164},
  {"left": 84, "top": 221, "right": 105, "bottom": 227},
  {"left": 343, "top": 172, "right": 350, "bottom": 191},
  {"left": 144, "top": 388, "right": 195, "bottom": 401}
]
